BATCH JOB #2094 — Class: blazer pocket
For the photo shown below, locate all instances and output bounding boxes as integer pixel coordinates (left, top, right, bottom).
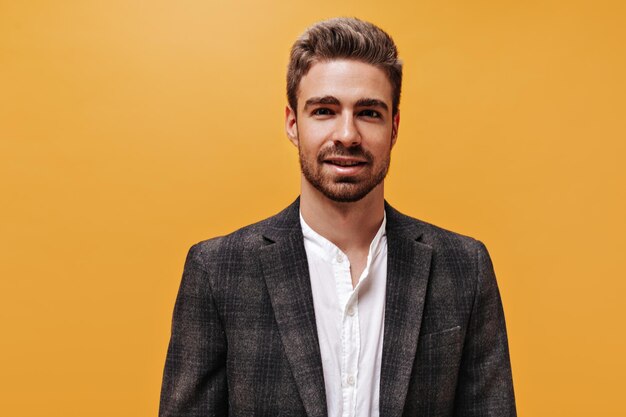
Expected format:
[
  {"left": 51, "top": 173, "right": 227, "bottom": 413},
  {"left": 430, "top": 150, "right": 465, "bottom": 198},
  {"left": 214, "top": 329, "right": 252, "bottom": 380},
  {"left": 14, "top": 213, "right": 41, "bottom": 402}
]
[{"left": 422, "top": 325, "right": 462, "bottom": 350}]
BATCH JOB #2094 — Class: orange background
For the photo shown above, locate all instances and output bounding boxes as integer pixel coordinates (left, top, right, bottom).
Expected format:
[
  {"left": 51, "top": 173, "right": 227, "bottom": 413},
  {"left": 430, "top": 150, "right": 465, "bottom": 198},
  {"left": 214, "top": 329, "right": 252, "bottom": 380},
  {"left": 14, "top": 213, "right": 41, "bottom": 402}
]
[{"left": 1, "top": 1, "right": 625, "bottom": 416}]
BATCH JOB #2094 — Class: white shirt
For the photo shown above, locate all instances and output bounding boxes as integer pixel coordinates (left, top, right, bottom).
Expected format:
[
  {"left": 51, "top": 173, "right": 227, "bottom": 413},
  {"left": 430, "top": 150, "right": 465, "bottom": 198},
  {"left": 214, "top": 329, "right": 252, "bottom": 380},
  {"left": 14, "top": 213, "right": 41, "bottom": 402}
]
[{"left": 300, "top": 212, "right": 388, "bottom": 417}]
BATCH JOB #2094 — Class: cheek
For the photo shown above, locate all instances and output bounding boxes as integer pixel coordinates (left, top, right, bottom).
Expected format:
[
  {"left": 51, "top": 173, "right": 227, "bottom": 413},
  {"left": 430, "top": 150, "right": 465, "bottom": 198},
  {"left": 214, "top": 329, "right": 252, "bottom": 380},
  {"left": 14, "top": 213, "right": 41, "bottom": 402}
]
[
  {"left": 299, "top": 119, "right": 334, "bottom": 140},
  {"left": 371, "top": 142, "right": 393, "bottom": 162},
  {"left": 297, "top": 132, "right": 328, "bottom": 153},
  {"left": 298, "top": 141, "right": 322, "bottom": 164},
  {"left": 358, "top": 122, "right": 393, "bottom": 141}
]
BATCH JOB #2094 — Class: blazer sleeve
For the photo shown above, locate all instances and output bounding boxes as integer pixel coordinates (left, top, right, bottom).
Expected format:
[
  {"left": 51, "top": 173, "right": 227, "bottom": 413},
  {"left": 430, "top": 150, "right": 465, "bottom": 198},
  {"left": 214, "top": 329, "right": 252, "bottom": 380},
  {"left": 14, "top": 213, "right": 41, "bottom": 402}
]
[
  {"left": 453, "top": 241, "right": 517, "bottom": 417},
  {"left": 159, "top": 244, "right": 228, "bottom": 417}
]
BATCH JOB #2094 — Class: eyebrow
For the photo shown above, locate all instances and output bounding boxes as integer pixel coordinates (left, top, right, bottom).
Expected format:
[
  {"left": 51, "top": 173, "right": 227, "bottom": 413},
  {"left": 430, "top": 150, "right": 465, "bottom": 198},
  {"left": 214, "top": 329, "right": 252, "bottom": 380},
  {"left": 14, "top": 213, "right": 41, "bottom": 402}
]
[
  {"left": 355, "top": 98, "right": 389, "bottom": 112},
  {"left": 303, "top": 96, "right": 389, "bottom": 112},
  {"left": 303, "top": 96, "right": 340, "bottom": 111}
]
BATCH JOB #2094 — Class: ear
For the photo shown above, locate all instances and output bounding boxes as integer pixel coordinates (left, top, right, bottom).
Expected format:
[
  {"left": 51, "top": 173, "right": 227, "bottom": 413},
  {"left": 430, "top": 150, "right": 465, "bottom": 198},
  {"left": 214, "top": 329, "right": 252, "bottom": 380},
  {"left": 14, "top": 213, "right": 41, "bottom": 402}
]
[
  {"left": 285, "top": 105, "right": 298, "bottom": 147},
  {"left": 391, "top": 110, "right": 400, "bottom": 148}
]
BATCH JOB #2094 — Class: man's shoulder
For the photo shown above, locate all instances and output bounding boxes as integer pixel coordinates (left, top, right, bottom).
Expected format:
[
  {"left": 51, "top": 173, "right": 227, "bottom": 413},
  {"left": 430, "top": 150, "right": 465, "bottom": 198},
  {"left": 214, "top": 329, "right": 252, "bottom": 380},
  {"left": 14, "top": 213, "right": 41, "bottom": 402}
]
[
  {"left": 186, "top": 200, "right": 300, "bottom": 264},
  {"left": 385, "top": 203, "right": 486, "bottom": 256}
]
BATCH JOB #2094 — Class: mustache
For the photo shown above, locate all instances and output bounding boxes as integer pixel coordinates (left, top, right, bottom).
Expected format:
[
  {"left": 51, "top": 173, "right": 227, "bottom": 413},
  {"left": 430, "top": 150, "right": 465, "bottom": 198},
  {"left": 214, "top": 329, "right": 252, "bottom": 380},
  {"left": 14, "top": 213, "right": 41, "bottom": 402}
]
[{"left": 316, "top": 145, "right": 373, "bottom": 163}]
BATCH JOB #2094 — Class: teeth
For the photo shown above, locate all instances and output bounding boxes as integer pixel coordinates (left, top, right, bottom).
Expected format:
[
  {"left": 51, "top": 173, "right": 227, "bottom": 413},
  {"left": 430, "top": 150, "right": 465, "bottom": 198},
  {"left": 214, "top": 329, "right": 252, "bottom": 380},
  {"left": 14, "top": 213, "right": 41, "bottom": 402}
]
[{"left": 332, "top": 160, "right": 360, "bottom": 166}]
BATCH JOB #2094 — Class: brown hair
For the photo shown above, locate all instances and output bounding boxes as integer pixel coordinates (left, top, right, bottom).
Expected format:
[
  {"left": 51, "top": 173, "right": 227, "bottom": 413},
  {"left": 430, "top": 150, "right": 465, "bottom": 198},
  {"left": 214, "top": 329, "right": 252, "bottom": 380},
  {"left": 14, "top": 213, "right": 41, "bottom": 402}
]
[{"left": 287, "top": 17, "right": 403, "bottom": 116}]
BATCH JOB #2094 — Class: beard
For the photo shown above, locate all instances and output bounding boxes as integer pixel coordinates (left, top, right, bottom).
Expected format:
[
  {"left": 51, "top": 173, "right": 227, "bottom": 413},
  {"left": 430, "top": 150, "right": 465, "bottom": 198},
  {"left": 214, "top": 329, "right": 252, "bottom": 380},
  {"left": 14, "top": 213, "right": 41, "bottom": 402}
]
[{"left": 298, "top": 142, "right": 391, "bottom": 203}]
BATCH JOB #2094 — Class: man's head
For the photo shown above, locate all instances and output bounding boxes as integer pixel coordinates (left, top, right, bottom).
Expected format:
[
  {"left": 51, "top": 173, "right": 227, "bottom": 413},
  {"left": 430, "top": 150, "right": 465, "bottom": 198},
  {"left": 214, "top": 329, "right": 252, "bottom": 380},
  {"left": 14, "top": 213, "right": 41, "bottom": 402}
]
[
  {"left": 287, "top": 17, "right": 403, "bottom": 117},
  {"left": 285, "top": 18, "right": 403, "bottom": 203}
]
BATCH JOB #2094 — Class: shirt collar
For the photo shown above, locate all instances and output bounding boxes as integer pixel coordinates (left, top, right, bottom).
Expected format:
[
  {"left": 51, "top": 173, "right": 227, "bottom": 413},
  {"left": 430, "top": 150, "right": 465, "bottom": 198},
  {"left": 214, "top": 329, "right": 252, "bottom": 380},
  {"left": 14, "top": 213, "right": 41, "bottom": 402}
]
[{"left": 299, "top": 210, "right": 387, "bottom": 265}]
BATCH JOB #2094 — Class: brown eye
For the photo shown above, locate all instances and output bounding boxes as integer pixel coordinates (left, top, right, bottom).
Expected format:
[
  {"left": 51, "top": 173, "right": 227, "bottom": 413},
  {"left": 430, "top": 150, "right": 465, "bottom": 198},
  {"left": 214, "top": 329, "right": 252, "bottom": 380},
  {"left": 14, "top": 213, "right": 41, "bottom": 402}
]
[
  {"left": 360, "top": 109, "right": 381, "bottom": 118},
  {"left": 313, "top": 108, "right": 333, "bottom": 116}
]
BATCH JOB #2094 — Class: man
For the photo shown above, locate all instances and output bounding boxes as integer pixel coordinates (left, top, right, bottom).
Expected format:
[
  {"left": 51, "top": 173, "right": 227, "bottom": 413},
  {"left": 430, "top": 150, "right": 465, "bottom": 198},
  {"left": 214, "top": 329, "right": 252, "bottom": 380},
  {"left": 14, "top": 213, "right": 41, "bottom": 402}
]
[{"left": 159, "top": 17, "right": 516, "bottom": 417}]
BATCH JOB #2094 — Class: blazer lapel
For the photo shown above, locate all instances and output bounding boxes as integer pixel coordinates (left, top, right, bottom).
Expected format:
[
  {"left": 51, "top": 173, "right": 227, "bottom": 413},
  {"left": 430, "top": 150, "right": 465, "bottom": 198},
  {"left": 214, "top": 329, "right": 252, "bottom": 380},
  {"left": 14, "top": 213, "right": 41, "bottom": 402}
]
[
  {"left": 259, "top": 200, "right": 328, "bottom": 417},
  {"left": 380, "top": 204, "right": 433, "bottom": 417}
]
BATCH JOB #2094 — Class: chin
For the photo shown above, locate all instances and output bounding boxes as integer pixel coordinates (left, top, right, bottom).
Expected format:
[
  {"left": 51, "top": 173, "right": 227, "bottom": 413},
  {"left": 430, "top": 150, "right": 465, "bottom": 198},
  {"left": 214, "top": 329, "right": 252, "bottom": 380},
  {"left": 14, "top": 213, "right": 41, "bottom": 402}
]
[{"left": 316, "top": 183, "right": 377, "bottom": 203}]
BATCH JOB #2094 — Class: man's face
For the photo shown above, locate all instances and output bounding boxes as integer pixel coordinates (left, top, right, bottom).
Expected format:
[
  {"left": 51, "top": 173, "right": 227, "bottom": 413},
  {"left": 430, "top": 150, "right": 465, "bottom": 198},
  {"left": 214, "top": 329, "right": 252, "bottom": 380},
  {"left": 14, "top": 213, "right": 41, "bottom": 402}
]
[{"left": 285, "top": 59, "right": 399, "bottom": 203}]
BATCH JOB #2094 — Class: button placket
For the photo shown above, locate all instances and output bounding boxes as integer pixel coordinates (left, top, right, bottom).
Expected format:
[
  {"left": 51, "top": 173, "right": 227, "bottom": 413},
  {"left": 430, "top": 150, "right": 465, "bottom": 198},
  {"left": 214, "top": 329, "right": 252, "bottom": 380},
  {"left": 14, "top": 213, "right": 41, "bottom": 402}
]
[
  {"left": 300, "top": 210, "right": 387, "bottom": 417},
  {"left": 332, "top": 251, "right": 359, "bottom": 417}
]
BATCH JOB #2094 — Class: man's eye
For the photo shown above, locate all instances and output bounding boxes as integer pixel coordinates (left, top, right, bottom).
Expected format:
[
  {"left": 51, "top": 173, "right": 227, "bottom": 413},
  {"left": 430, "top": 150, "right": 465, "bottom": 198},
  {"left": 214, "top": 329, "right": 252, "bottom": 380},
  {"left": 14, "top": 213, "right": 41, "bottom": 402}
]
[
  {"left": 360, "top": 109, "right": 381, "bottom": 118},
  {"left": 312, "top": 108, "right": 334, "bottom": 116}
]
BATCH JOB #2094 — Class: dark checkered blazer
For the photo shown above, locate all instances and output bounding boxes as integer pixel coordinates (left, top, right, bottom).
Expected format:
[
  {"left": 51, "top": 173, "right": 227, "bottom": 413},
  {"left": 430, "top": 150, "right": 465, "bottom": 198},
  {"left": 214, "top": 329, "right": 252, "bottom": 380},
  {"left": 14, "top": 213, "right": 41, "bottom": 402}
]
[{"left": 159, "top": 198, "right": 516, "bottom": 417}]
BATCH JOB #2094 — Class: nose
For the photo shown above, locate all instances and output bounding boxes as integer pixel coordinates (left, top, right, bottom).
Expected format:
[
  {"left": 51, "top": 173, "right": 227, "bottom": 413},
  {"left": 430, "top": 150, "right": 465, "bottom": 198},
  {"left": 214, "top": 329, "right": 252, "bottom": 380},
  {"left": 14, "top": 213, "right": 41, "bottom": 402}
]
[{"left": 332, "top": 112, "right": 361, "bottom": 147}]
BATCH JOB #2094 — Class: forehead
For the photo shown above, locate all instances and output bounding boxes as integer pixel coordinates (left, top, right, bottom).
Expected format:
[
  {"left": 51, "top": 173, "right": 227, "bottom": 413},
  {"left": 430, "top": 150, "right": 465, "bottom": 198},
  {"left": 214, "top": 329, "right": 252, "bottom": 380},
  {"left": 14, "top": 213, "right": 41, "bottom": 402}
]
[{"left": 297, "top": 59, "right": 393, "bottom": 107}]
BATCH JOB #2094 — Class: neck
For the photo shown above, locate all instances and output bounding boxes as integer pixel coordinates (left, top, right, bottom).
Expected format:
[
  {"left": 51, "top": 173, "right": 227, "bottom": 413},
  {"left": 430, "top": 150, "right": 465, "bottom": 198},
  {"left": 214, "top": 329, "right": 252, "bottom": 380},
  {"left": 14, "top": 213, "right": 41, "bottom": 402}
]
[{"left": 299, "top": 177, "right": 385, "bottom": 253}]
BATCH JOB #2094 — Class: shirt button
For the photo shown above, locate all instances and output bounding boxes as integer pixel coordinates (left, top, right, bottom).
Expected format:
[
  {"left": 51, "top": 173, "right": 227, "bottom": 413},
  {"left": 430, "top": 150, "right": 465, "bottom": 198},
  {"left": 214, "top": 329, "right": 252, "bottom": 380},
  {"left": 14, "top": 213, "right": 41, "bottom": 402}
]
[
  {"left": 347, "top": 375, "right": 355, "bottom": 386},
  {"left": 347, "top": 307, "right": 355, "bottom": 316},
  {"left": 336, "top": 253, "right": 344, "bottom": 263}
]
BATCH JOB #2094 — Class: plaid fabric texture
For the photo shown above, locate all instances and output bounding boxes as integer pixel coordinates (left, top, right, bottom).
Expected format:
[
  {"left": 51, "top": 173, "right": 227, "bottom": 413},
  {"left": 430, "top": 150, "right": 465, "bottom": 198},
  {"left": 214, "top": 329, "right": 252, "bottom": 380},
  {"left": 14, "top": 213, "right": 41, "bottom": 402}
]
[{"left": 159, "top": 198, "right": 516, "bottom": 417}]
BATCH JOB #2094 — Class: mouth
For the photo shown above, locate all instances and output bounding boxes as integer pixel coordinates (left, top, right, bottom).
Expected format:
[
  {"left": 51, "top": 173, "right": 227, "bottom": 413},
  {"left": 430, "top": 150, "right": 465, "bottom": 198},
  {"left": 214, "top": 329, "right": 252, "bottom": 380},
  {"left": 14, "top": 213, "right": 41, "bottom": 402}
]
[
  {"left": 322, "top": 157, "right": 368, "bottom": 176},
  {"left": 324, "top": 158, "right": 367, "bottom": 167}
]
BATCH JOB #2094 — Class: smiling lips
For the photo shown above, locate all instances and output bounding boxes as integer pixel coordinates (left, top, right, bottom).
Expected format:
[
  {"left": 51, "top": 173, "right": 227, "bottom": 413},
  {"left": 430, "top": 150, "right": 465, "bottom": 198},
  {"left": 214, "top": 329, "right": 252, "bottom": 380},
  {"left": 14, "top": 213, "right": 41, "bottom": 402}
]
[
  {"left": 323, "top": 157, "right": 368, "bottom": 174},
  {"left": 326, "top": 157, "right": 366, "bottom": 166}
]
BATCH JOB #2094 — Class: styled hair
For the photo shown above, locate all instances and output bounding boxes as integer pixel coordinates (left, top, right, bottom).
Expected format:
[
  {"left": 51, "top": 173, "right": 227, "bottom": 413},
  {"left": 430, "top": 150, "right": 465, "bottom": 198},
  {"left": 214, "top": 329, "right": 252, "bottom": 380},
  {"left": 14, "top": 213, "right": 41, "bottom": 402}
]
[{"left": 287, "top": 17, "right": 403, "bottom": 116}]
